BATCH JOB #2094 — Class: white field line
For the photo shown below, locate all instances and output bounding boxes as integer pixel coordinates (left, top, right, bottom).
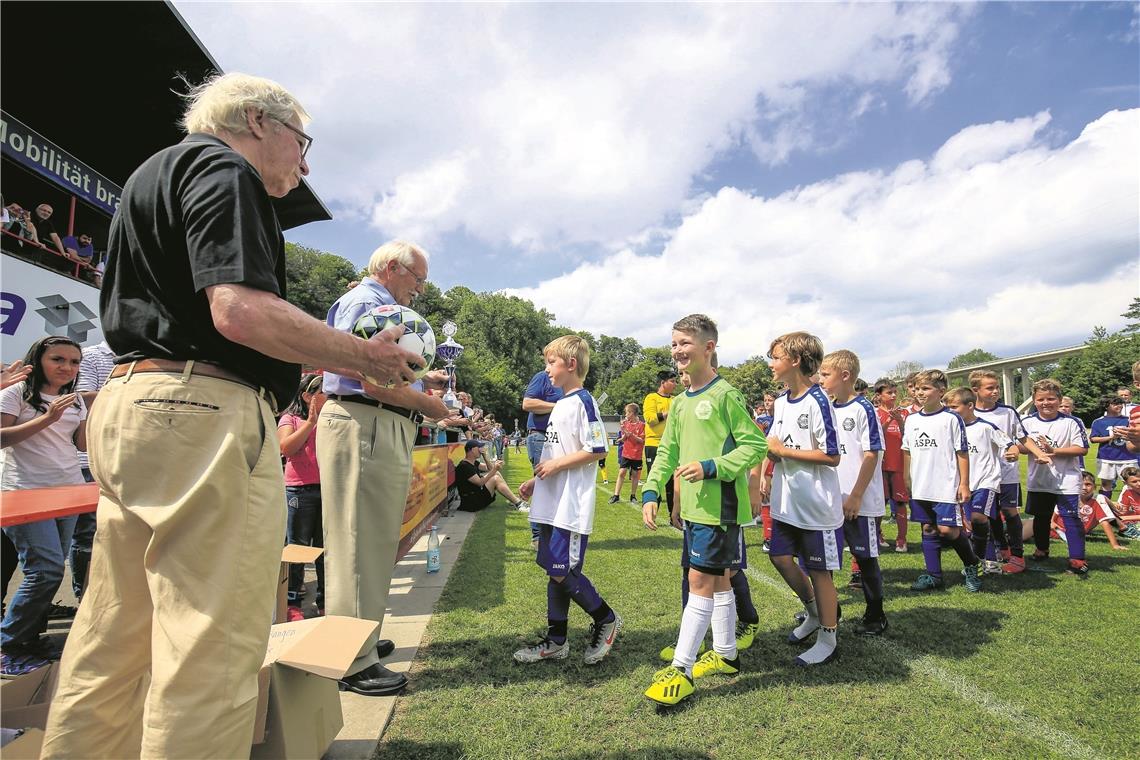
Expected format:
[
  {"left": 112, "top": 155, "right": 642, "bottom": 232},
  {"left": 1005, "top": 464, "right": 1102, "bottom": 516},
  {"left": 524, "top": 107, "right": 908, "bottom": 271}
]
[{"left": 595, "top": 483, "right": 1105, "bottom": 760}]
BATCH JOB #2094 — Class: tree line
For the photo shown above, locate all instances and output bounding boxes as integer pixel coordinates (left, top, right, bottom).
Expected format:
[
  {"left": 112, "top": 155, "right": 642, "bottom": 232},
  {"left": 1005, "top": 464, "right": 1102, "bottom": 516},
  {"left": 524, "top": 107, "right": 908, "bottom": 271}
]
[{"left": 285, "top": 243, "right": 1137, "bottom": 425}]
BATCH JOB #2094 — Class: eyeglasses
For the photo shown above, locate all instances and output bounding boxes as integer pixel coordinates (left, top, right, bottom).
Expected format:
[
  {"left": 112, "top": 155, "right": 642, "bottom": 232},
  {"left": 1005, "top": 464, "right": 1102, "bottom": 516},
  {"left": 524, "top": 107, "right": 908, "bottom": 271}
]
[
  {"left": 270, "top": 115, "right": 313, "bottom": 159},
  {"left": 398, "top": 261, "right": 427, "bottom": 287}
]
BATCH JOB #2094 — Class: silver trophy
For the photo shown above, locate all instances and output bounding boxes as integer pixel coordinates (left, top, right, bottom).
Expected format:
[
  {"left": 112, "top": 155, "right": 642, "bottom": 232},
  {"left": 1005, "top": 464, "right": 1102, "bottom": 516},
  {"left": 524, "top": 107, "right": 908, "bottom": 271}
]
[{"left": 436, "top": 320, "right": 464, "bottom": 410}]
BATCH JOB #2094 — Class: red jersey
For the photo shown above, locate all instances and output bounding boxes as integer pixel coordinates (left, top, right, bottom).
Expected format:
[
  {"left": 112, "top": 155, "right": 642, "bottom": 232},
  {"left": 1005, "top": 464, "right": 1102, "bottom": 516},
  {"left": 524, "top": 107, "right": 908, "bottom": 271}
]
[
  {"left": 1118, "top": 488, "right": 1140, "bottom": 518},
  {"left": 876, "top": 406, "right": 909, "bottom": 473},
  {"left": 1051, "top": 495, "right": 1113, "bottom": 537},
  {"left": 620, "top": 419, "right": 645, "bottom": 460}
]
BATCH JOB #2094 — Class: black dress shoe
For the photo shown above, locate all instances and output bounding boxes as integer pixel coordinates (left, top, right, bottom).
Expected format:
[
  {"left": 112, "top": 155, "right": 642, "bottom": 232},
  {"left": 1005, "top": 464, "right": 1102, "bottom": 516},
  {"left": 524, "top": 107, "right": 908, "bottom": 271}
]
[
  {"left": 338, "top": 663, "right": 408, "bottom": 696},
  {"left": 377, "top": 639, "right": 395, "bottom": 659}
]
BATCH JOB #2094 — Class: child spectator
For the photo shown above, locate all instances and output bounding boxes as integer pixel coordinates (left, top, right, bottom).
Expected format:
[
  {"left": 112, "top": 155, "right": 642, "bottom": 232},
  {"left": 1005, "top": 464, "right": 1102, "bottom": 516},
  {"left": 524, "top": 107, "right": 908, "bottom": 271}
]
[
  {"left": 643, "top": 370, "right": 678, "bottom": 516},
  {"left": 1021, "top": 378, "right": 1091, "bottom": 575},
  {"left": 820, "top": 350, "right": 888, "bottom": 635},
  {"left": 1124, "top": 361, "right": 1140, "bottom": 456},
  {"left": 1089, "top": 396, "right": 1131, "bottom": 497},
  {"left": 1, "top": 336, "right": 88, "bottom": 676},
  {"left": 902, "top": 370, "right": 981, "bottom": 592},
  {"left": 641, "top": 315, "right": 765, "bottom": 705},
  {"left": 874, "top": 377, "right": 910, "bottom": 552},
  {"left": 765, "top": 331, "right": 843, "bottom": 666},
  {"left": 754, "top": 393, "right": 775, "bottom": 434},
  {"left": 278, "top": 373, "right": 327, "bottom": 621},
  {"left": 1051, "top": 472, "right": 1129, "bottom": 551},
  {"left": 969, "top": 370, "right": 1050, "bottom": 575},
  {"left": 905, "top": 372, "right": 922, "bottom": 414},
  {"left": 515, "top": 336, "right": 619, "bottom": 666},
  {"left": 1114, "top": 466, "right": 1140, "bottom": 530},
  {"left": 944, "top": 388, "right": 1022, "bottom": 575},
  {"left": 609, "top": 403, "right": 645, "bottom": 503},
  {"left": 1060, "top": 397, "right": 1077, "bottom": 418}
]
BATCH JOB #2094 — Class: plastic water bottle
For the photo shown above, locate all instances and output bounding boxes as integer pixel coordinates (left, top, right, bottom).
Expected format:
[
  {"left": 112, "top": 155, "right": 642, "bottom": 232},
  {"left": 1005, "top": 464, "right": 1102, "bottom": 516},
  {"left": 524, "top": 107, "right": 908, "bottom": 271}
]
[{"left": 426, "top": 526, "right": 441, "bottom": 573}]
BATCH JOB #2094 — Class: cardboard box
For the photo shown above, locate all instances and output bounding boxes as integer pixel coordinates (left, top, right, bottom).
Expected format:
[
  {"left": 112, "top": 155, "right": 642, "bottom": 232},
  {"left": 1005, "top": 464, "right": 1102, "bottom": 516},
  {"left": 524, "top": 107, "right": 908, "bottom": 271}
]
[
  {"left": 276, "top": 544, "right": 325, "bottom": 623},
  {"left": 251, "top": 615, "right": 379, "bottom": 759},
  {"left": 0, "top": 662, "right": 59, "bottom": 731}
]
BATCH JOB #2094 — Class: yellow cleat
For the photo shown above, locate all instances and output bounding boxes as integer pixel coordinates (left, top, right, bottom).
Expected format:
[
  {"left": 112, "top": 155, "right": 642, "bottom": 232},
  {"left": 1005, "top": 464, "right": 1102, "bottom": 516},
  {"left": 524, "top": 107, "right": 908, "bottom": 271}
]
[
  {"left": 735, "top": 622, "right": 759, "bottom": 651},
  {"left": 692, "top": 649, "right": 741, "bottom": 679},
  {"left": 644, "top": 666, "right": 695, "bottom": 706}
]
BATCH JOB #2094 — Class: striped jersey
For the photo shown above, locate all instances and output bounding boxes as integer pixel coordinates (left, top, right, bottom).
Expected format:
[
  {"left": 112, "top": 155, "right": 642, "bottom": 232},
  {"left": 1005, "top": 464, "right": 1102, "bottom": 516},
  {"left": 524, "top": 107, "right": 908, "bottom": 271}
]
[
  {"left": 770, "top": 384, "right": 843, "bottom": 530},
  {"left": 832, "top": 395, "right": 885, "bottom": 517},
  {"left": 964, "top": 418, "right": 1015, "bottom": 492},
  {"left": 902, "top": 407, "right": 967, "bottom": 503},
  {"left": 974, "top": 403, "right": 1027, "bottom": 485},
  {"left": 1021, "top": 412, "right": 1088, "bottom": 496}
]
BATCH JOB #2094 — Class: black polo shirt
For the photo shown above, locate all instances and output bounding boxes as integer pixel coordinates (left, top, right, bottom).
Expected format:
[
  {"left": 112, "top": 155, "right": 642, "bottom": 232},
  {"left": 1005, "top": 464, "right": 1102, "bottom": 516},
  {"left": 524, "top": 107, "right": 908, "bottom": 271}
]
[{"left": 100, "top": 134, "right": 300, "bottom": 405}]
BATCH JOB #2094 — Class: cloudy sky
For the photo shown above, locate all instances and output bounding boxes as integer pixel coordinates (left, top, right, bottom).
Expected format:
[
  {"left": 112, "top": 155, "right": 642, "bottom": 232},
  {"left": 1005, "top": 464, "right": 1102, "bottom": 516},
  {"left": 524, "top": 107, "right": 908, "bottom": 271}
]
[{"left": 175, "top": 2, "right": 1139, "bottom": 378}]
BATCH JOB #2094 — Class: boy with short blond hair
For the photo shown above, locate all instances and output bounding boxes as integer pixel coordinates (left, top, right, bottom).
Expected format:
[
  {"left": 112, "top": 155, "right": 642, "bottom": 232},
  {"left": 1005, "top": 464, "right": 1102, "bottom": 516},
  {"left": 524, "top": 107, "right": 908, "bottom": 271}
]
[
  {"left": 765, "top": 332, "right": 844, "bottom": 665},
  {"left": 1021, "top": 378, "right": 1091, "bottom": 575},
  {"left": 902, "top": 370, "right": 982, "bottom": 591},
  {"left": 515, "top": 335, "right": 621, "bottom": 665},
  {"left": 820, "top": 350, "right": 888, "bottom": 635},
  {"left": 641, "top": 314, "right": 766, "bottom": 705}
]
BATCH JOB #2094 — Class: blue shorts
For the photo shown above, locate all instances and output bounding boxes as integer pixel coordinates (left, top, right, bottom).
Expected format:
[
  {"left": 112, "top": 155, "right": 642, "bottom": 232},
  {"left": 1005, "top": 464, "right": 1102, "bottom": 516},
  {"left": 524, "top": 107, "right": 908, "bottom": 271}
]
[
  {"left": 910, "top": 499, "right": 963, "bottom": 528},
  {"left": 769, "top": 520, "right": 843, "bottom": 571},
  {"left": 966, "top": 489, "right": 998, "bottom": 520},
  {"left": 682, "top": 522, "right": 746, "bottom": 571},
  {"left": 998, "top": 483, "right": 1021, "bottom": 510},
  {"left": 683, "top": 522, "right": 742, "bottom": 572},
  {"left": 842, "top": 516, "right": 879, "bottom": 560},
  {"left": 1025, "top": 491, "right": 1080, "bottom": 519},
  {"left": 535, "top": 524, "right": 588, "bottom": 577}
]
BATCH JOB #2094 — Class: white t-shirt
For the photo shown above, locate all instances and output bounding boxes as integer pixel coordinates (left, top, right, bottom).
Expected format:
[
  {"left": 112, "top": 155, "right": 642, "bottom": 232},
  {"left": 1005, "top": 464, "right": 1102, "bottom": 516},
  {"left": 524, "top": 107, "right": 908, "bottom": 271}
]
[
  {"left": 1, "top": 383, "right": 87, "bottom": 490},
  {"left": 1021, "top": 412, "right": 1088, "bottom": 495},
  {"left": 75, "top": 341, "right": 116, "bottom": 470},
  {"left": 902, "top": 407, "right": 967, "bottom": 503},
  {"left": 770, "top": 385, "right": 843, "bottom": 530},
  {"left": 530, "top": 389, "right": 608, "bottom": 535},
  {"left": 832, "top": 396, "right": 885, "bottom": 518},
  {"left": 964, "top": 419, "right": 1014, "bottom": 493},
  {"left": 974, "top": 403, "right": 1026, "bottom": 485}
]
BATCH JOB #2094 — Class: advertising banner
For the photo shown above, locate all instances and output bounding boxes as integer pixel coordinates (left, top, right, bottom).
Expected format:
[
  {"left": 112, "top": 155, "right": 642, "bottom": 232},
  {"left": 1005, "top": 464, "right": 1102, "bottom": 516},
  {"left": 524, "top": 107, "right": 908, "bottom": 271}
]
[
  {"left": 1, "top": 253, "right": 103, "bottom": 363},
  {"left": 395, "top": 442, "right": 466, "bottom": 562}
]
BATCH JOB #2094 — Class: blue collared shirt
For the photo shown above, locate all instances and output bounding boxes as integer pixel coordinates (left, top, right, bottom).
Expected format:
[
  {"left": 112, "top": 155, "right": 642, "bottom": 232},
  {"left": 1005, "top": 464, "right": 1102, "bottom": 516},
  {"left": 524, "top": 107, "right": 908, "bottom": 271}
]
[{"left": 323, "top": 278, "right": 423, "bottom": 396}]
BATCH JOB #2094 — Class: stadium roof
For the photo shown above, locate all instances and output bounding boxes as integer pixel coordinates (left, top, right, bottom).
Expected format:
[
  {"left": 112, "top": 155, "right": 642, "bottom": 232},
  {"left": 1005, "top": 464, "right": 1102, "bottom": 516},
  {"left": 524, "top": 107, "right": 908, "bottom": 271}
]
[{"left": 0, "top": 0, "right": 331, "bottom": 230}]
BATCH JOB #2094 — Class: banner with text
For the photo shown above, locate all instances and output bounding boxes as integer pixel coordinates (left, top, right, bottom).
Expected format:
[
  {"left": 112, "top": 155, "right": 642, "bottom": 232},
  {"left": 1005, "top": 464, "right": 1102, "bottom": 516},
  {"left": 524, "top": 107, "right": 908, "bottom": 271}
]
[{"left": 0, "top": 111, "right": 123, "bottom": 216}]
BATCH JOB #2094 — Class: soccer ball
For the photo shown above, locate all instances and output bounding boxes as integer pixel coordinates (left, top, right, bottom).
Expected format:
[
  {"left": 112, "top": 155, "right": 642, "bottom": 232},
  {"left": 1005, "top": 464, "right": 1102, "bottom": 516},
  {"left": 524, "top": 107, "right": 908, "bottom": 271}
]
[{"left": 352, "top": 304, "right": 436, "bottom": 381}]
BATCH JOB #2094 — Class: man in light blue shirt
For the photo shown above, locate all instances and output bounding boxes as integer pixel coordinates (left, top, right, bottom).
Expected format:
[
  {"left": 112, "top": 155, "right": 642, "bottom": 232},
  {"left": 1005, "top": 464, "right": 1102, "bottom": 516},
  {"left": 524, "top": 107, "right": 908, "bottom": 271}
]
[{"left": 317, "top": 240, "right": 449, "bottom": 697}]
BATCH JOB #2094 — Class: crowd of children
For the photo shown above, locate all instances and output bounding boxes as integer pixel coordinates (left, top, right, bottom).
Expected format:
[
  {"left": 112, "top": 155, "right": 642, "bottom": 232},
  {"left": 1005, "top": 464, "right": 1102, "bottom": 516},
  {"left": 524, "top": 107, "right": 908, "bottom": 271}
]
[{"left": 510, "top": 316, "right": 1139, "bottom": 709}]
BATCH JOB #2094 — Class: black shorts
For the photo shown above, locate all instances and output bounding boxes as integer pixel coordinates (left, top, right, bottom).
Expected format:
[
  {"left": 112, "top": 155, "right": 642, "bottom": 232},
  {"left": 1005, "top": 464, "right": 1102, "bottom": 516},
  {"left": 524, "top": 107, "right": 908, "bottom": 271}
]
[
  {"left": 619, "top": 456, "right": 643, "bottom": 471},
  {"left": 458, "top": 486, "right": 495, "bottom": 512}
]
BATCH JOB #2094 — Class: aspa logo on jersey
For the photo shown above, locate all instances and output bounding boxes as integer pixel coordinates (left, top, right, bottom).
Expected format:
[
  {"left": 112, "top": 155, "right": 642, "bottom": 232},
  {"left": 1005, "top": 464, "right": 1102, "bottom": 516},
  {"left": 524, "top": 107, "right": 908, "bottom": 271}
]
[
  {"left": 968, "top": 442, "right": 980, "bottom": 454},
  {"left": 842, "top": 417, "right": 856, "bottom": 432},
  {"left": 839, "top": 443, "right": 848, "bottom": 455},
  {"left": 781, "top": 434, "right": 802, "bottom": 450},
  {"left": 913, "top": 432, "right": 938, "bottom": 449},
  {"left": 797, "top": 414, "right": 809, "bottom": 429},
  {"left": 544, "top": 430, "right": 561, "bottom": 445}
]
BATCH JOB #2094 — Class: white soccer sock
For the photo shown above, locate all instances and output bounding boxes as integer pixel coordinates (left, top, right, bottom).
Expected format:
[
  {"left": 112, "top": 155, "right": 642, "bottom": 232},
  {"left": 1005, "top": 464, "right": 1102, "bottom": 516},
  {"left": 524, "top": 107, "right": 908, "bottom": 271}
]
[
  {"left": 791, "top": 597, "right": 820, "bottom": 641},
  {"left": 796, "top": 626, "right": 837, "bottom": 666},
  {"left": 671, "top": 593, "right": 714, "bottom": 675},
  {"left": 711, "top": 590, "right": 737, "bottom": 659}
]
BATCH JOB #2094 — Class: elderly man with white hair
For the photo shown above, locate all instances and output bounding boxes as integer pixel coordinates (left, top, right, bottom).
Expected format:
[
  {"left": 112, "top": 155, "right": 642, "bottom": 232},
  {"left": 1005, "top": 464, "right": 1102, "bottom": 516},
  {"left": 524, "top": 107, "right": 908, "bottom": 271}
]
[
  {"left": 41, "top": 73, "right": 424, "bottom": 759},
  {"left": 320, "top": 240, "right": 450, "bottom": 696}
]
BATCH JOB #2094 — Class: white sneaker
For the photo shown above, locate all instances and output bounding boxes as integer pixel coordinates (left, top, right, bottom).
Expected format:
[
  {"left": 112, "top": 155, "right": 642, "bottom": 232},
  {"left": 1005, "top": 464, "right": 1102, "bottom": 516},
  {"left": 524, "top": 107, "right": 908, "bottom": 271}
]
[
  {"left": 513, "top": 637, "right": 569, "bottom": 663},
  {"left": 983, "top": 560, "right": 1003, "bottom": 575},
  {"left": 583, "top": 613, "right": 623, "bottom": 665},
  {"left": 516, "top": 500, "right": 530, "bottom": 512}
]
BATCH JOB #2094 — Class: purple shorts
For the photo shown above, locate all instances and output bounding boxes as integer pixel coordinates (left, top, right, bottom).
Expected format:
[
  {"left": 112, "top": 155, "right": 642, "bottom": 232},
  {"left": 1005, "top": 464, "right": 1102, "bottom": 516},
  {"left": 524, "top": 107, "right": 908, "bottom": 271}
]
[
  {"left": 842, "top": 516, "right": 880, "bottom": 560},
  {"left": 769, "top": 520, "right": 843, "bottom": 571},
  {"left": 910, "top": 499, "right": 962, "bottom": 528},
  {"left": 535, "top": 524, "right": 588, "bottom": 577},
  {"left": 998, "top": 483, "right": 1021, "bottom": 510},
  {"left": 966, "top": 489, "right": 998, "bottom": 520},
  {"left": 681, "top": 522, "right": 746, "bottom": 570}
]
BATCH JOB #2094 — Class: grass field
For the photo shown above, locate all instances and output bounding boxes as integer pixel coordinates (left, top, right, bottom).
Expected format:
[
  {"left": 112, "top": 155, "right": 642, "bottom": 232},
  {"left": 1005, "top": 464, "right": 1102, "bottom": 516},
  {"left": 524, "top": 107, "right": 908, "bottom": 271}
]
[{"left": 376, "top": 448, "right": 1139, "bottom": 760}]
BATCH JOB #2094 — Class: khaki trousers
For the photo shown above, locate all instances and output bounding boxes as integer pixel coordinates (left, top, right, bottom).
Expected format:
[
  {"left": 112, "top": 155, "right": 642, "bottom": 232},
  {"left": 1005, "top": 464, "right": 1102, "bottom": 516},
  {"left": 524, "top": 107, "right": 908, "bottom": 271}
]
[
  {"left": 41, "top": 371, "right": 285, "bottom": 760},
  {"left": 317, "top": 399, "right": 415, "bottom": 672}
]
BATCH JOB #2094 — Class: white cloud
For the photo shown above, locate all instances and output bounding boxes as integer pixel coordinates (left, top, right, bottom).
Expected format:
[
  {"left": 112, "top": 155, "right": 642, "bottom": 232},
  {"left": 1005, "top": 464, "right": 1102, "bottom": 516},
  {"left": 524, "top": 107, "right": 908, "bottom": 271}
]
[
  {"left": 509, "top": 109, "right": 1140, "bottom": 379},
  {"left": 175, "top": 2, "right": 975, "bottom": 250}
]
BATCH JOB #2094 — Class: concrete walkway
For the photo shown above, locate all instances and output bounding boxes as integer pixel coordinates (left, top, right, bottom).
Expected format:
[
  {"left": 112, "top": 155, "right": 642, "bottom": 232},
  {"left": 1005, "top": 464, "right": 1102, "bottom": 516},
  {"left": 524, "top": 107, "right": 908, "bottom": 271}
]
[{"left": 325, "top": 508, "right": 476, "bottom": 759}]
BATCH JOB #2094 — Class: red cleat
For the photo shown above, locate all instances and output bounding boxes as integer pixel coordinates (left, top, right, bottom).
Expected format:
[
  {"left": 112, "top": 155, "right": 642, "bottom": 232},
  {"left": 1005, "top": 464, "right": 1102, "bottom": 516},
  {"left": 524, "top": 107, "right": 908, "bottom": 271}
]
[{"left": 1002, "top": 556, "right": 1026, "bottom": 574}]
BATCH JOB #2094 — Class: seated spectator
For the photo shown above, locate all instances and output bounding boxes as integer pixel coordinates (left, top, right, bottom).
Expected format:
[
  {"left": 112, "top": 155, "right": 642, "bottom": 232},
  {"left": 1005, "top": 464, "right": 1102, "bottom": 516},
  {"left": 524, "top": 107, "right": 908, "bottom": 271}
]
[
  {"left": 454, "top": 440, "right": 527, "bottom": 512},
  {"left": 1050, "top": 472, "right": 1128, "bottom": 550},
  {"left": 62, "top": 233, "right": 95, "bottom": 264},
  {"left": 1114, "top": 466, "right": 1140, "bottom": 530},
  {"left": 31, "top": 204, "right": 66, "bottom": 257}
]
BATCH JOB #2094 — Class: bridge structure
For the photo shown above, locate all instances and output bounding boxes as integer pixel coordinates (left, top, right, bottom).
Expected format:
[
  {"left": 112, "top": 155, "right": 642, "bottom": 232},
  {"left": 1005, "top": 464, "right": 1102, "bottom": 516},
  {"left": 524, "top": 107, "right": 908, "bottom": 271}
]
[{"left": 945, "top": 344, "right": 1088, "bottom": 411}]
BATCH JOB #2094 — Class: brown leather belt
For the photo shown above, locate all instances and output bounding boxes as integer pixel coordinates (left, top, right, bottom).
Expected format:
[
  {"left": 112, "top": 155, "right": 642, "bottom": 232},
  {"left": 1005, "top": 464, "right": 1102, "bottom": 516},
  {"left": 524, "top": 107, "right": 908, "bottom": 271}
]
[{"left": 108, "top": 359, "right": 277, "bottom": 414}]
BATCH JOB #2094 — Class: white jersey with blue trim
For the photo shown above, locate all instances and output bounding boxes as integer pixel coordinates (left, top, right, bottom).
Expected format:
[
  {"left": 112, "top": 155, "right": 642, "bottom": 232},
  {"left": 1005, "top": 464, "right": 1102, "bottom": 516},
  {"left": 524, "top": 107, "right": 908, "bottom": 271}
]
[
  {"left": 530, "top": 388, "right": 609, "bottom": 535},
  {"left": 832, "top": 395, "right": 886, "bottom": 517},
  {"left": 1021, "top": 412, "right": 1088, "bottom": 495},
  {"left": 974, "top": 403, "right": 1026, "bottom": 485},
  {"left": 770, "top": 384, "right": 843, "bottom": 530},
  {"left": 902, "top": 407, "right": 968, "bottom": 503},
  {"left": 964, "top": 418, "right": 1014, "bottom": 492}
]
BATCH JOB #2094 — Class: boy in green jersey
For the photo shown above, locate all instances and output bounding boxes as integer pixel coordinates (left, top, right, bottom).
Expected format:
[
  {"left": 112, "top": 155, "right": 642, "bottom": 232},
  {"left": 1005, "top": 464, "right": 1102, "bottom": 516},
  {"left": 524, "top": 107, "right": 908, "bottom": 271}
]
[{"left": 641, "top": 314, "right": 767, "bottom": 706}]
